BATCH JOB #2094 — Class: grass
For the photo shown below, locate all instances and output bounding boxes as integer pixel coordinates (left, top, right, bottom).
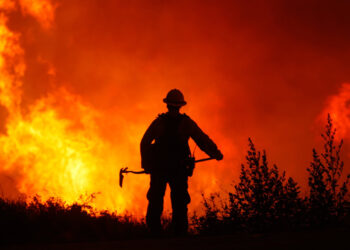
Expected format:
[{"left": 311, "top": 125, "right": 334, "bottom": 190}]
[{"left": 0, "top": 196, "right": 147, "bottom": 245}]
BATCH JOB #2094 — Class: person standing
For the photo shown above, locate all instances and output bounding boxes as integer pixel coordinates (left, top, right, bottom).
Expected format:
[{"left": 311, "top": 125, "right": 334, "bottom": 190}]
[{"left": 141, "top": 89, "right": 223, "bottom": 234}]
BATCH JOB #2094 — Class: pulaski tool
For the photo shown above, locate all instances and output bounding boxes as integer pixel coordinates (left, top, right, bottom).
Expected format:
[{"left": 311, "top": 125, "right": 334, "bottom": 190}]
[{"left": 119, "top": 157, "right": 214, "bottom": 188}]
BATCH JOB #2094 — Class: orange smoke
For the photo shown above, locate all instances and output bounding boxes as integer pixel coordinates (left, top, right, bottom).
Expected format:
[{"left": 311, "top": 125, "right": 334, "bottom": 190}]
[
  {"left": 19, "top": 0, "right": 56, "bottom": 29},
  {"left": 1, "top": 0, "right": 350, "bottom": 218},
  {"left": 321, "top": 83, "right": 350, "bottom": 140},
  {"left": 0, "top": 0, "right": 15, "bottom": 11}
]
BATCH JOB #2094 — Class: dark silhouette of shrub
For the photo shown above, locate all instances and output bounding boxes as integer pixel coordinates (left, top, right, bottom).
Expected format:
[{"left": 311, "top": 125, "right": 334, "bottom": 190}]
[
  {"left": 0, "top": 196, "right": 147, "bottom": 245},
  {"left": 194, "top": 138, "right": 304, "bottom": 234},
  {"left": 2, "top": 115, "right": 350, "bottom": 243},
  {"left": 229, "top": 138, "right": 304, "bottom": 231},
  {"left": 194, "top": 115, "right": 350, "bottom": 234},
  {"left": 307, "top": 114, "right": 350, "bottom": 224},
  {"left": 191, "top": 193, "right": 230, "bottom": 235}
]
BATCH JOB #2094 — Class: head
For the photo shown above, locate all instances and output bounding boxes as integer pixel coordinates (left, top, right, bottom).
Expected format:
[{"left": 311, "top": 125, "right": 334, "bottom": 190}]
[
  {"left": 167, "top": 104, "right": 181, "bottom": 113},
  {"left": 163, "top": 89, "right": 186, "bottom": 113}
]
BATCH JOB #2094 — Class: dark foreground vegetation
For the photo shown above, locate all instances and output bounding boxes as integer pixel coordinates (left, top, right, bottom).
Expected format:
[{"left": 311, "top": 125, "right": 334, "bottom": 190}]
[
  {"left": 0, "top": 115, "right": 349, "bottom": 246},
  {"left": 193, "top": 115, "right": 350, "bottom": 234},
  {"left": 0, "top": 197, "right": 148, "bottom": 244}
]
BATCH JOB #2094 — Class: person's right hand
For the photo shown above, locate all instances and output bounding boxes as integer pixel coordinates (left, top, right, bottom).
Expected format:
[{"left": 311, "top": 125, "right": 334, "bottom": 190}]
[
  {"left": 141, "top": 160, "right": 153, "bottom": 173},
  {"left": 215, "top": 150, "right": 223, "bottom": 161}
]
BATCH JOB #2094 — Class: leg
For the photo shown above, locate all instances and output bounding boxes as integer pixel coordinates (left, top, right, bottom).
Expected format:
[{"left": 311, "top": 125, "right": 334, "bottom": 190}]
[
  {"left": 169, "top": 174, "right": 191, "bottom": 234},
  {"left": 146, "top": 173, "right": 167, "bottom": 233}
]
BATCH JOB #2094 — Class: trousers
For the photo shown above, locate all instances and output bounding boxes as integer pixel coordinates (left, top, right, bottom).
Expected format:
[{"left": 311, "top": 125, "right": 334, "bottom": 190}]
[{"left": 146, "top": 171, "right": 191, "bottom": 233}]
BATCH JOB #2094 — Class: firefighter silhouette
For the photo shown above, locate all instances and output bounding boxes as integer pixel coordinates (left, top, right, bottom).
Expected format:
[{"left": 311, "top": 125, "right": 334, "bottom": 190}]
[{"left": 141, "top": 89, "right": 223, "bottom": 234}]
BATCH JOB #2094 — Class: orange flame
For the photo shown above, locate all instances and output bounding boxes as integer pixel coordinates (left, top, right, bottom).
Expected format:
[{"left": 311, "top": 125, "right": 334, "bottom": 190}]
[
  {"left": 0, "top": 0, "right": 148, "bottom": 215},
  {"left": 0, "top": 1, "right": 237, "bottom": 217},
  {"left": 0, "top": 14, "right": 24, "bottom": 113}
]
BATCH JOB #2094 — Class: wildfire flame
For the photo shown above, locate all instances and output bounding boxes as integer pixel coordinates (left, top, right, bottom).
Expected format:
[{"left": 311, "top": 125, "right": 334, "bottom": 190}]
[
  {"left": 0, "top": 0, "right": 145, "bottom": 215},
  {"left": 0, "top": 0, "right": 235, "bottom": 217},
  {"left": 2, "top": 0, "right": 347, "bottom": 219}
]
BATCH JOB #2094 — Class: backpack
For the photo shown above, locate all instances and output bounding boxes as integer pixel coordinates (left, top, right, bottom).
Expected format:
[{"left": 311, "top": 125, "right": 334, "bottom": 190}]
[{"left": 153, "top": 113, "right": 191, "bottom": 171}]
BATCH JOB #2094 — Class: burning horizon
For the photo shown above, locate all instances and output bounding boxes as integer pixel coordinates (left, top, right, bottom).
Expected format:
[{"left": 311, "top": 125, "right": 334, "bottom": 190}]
[{"left": 0, "top": 0, "right": 350, "bottom": 217}]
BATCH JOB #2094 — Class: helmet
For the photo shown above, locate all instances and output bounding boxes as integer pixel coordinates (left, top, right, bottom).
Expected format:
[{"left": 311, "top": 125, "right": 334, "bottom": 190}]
[{"left": 163, "top": 89, "right": 187, "bottom": 107}]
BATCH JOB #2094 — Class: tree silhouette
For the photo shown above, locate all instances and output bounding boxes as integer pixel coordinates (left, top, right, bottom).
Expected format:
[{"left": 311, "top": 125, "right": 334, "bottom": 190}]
[
  {"left": 194, "top": 138, "right": 304, "bottom": 233},
  {"left": 228, "top": 138, "right": 303, "bottom": 231},
  {"left": 195, "top": 115, "right": 350, "bottom": 234},
  {"left": 307, "top": 114, "right": 350, "bottom": 224}
]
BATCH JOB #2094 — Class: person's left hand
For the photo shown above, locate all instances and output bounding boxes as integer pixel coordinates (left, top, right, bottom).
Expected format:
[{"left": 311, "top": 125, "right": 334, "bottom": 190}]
[{"left": 215, "top": 150, "right": 223, "bottom": 161}]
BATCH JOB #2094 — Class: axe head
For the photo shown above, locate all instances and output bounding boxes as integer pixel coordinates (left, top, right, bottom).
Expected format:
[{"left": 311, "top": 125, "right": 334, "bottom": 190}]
[{"left": 119, "top": 167, "right": 128, "bottom": 188}]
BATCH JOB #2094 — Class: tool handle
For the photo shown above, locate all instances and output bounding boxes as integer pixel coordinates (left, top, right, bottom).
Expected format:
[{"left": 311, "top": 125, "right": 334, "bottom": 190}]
[
  {"left": 121, "top": 157, "right": 214, "bottom": 176},
  {"left": 124, "top": 170, "right": 147, "bottom": 174},
  {"left": 194, "top": 157, "right": 214, "bottom": 163}
]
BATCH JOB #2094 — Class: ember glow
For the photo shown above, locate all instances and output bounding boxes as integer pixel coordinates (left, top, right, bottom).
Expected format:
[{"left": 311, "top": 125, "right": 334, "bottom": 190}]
[{"left": 0, "top": 0, "right": 350, "bottom": 216}]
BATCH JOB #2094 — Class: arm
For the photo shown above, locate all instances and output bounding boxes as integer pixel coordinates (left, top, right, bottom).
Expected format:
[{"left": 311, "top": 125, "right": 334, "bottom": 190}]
[
  {"left": 140, "top": 118, "right": 160, "bottom": 171},
  {"left": 188, "top": 118, "right": 223, "bottom": 160}
]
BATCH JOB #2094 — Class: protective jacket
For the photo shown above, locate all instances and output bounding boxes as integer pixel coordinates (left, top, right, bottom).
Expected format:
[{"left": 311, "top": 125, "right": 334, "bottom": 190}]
[
  {"left": 140, "top": 112, "right": 220, "bottom": 174},
  {"left": 141, "top": 111, "right": 221, "bottom": 233}
]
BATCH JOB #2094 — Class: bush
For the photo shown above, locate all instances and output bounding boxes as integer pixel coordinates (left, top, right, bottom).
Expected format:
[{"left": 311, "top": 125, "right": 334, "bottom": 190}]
[
  {"left": 194, "top": 138, "right": 304, "bottom": 233},
  {"left": 1, "top": 115, "right": 349, "bottom": 242},
  {"left": 307, "top": 115, "right": 350, "bottom": 224},
  {"left": 194, "top": 115, "right": 350, "bottom": 234},
  {"left": 229, "top": 138, "right": 304, "bottom": 231},
  {"left": 0, "top": 196, "right": 147, "bottom": 245}
]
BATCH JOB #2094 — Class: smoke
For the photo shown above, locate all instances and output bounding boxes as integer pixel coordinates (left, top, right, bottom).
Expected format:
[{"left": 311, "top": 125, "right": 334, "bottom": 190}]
[
  {"left": 49, "top": 0, "right": 350, "bottom": 181},
  {"left": 1, "top": 0, "right": 350, "bottom": 215},
  {"left": 19, "top": 0, "right": 56, "bottom": 29}
]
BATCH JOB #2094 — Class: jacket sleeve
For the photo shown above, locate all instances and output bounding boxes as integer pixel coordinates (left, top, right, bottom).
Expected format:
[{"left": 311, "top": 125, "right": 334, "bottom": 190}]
[
  {"left": 140, "top": 118, "right": 159, "bottom": 171},
  {"left": 188, "top": 118, "right": 221, "bottom": 159}
]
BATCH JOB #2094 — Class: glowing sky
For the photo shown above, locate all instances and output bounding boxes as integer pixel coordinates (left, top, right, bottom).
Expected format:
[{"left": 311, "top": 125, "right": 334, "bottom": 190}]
[{"left": 1, "top": 0, "right": 350, "bottom": 215}]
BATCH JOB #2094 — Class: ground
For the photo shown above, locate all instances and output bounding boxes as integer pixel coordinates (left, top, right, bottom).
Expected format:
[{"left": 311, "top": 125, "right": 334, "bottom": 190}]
[{"left": 3, "top": 227, "right": 349, "bottom": 250}]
